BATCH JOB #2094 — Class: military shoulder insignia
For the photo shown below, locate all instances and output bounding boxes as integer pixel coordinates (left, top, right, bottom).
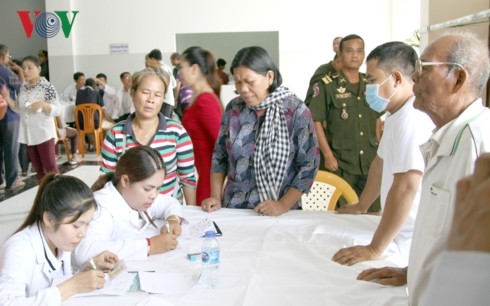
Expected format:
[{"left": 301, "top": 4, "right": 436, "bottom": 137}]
[
  {"left": 313, "top": 83, "right": 320, "bottom": 97},
  {"left": 322, "top": 75, "right": 332, "bottom": 84}
]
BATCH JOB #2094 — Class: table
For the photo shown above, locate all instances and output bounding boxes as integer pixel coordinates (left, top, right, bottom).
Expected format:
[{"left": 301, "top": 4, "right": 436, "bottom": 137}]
[
  {"left": 60, "top": 101, "right": 75, "bottom": 123},
  {"left": 63, "top": 207, "right": 408, "bottom": 306}
]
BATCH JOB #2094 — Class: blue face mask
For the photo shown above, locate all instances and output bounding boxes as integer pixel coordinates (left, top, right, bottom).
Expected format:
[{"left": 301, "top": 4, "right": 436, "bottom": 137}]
[{"left": 365, "top": 75, "right": 398, "bottom": 112}]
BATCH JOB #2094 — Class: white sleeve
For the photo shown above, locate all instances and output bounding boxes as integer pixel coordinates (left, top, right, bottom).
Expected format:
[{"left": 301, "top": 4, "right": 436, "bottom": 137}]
[
  {"left": 74, "top": 206, "right": 148, "bottom": 263},
  {"left": 149, "top": 195, "right": 184, "bottom": 221},
  {"left": 0, "top": 239, "right": 62, "bottom": 306},
  {"left": 421, "top": 251, "right": 490, "bottom": 306}
]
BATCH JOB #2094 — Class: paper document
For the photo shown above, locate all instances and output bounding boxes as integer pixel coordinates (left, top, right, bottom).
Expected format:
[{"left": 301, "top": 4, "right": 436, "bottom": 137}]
[
  {"left": 125, "top": 260, "right": 158, "bottom": 272},
  {"left": 74, "top": 271, "right": 135, "bottom": 297},
  {"left": 139, "top": 271, "right": 200, "bottom": 294},
  {"left": 181, "top": 218, "right": 221, "bottom": 239},
  {"left": 136, "top": 296, "right": 175, "bottom": 306}
]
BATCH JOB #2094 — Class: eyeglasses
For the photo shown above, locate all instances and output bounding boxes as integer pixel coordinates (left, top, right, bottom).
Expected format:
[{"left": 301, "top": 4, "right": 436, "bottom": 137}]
[{"left": 414, "top": 59, "right": 465, "bottom": 77}]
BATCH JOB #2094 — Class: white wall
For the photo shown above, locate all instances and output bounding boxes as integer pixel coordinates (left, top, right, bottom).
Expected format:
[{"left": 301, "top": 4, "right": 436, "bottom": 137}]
[
  {"left": 0, "top": 0, "right": 47, "bottom": 62},
  {"left": 420, "top": 0, "right": 488, "bottom": 48},
  {"left": 41, "top": 0, "right": 420, "bottom": 99}
]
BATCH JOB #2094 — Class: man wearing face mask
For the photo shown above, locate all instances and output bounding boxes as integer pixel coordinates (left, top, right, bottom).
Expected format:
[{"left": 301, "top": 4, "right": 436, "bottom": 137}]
[{"left": 332, "top": 42, "right": 433, "bottom": 265}]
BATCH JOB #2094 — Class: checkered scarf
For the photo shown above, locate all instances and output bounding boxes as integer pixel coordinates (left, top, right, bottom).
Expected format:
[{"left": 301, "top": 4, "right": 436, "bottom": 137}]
[{"left": 251, "top": 86, "right": 292, "bottom": 202}]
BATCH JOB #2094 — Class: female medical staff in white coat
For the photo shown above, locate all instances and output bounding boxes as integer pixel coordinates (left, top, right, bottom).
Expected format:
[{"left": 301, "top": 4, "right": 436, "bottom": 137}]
[
  {"left": 73, "top": 146, "right": 184, "bottom": 265},
  {"left": 0, "top": 174, "right": 119, "bottom": 306}
]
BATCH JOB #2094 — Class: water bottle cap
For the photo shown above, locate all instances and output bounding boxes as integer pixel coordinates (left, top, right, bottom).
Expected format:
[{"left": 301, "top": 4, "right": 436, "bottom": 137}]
[{"left": 204, "top": 231, "right": 216, "bottom": 238}]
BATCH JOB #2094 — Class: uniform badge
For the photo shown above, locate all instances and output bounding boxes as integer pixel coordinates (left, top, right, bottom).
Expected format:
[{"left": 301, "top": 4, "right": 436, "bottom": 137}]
[
  {"left": 313, "top": 83, "right": 319, "bottom": 97},
  {"left": 337, "top": 86, "right": 346, "bottom": 94},
  {"left": 341, "top": 103, "right": 348, "bottom": 120}
]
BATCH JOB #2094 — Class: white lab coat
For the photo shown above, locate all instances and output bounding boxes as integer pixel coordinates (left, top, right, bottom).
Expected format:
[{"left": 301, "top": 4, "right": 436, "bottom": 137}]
[
  {"left": 73, "top": 181, "right": 183, "bottom": 266},
  {"left": 0, "top": 223, "right": 71, "bottom": 306}
]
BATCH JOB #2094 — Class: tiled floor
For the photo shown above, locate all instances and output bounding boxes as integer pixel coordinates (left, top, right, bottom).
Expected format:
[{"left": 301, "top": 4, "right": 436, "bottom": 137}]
[
  {"left": 0, "top": 164, "right": 101, "bottom": 244},
  {"left": 0, "top": 152, "right": 101, "bottom": 202}
]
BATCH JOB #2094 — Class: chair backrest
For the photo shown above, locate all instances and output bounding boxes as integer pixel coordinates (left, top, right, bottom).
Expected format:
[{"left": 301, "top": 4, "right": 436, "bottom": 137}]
[
  {"left": 74, "top": 103, "right": 103, "bottom": 133},
  {"left": 53, "top": 116, "right": 62, "bottom": 141},
  {"left": 301, "top": 170, "right": 359, "bottom": 211}
]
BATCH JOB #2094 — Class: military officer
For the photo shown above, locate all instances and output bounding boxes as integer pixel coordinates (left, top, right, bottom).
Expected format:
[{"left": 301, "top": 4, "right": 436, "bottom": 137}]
[
  {"left": 304, "top": 37, "right": 343, "bottom": 106},
  {"left": 308, "top": 34, "right": 380, "bottom": 212}
]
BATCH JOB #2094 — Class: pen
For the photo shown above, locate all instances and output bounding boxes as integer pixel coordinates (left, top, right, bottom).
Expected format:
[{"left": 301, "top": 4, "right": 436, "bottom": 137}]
[
  {"left": 165, "top": 221, "right": 170, "bottom": 234},
  {"left": 213, "top": 221, "right": 223, "bottom": 236},
  {"left": 89, "top": 257, "right": 97, "bottom": 270},
  {"left": 144, "top": 211, "right": 158, "bottom": 229}
]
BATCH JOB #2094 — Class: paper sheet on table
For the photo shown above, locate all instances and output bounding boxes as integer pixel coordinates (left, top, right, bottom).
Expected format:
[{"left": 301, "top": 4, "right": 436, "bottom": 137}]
[
  {"left": 181, "top": 218, "right": 217, "bottom": 239},
  {"left": 74, "top": 272, "right": 135, "bottom": 297},
  {"left": 136, "top": 296, "right": 175, "bottom": 306},
  {"left": 138, "top": 271, "right": 199, "bottom": 294},
  {"left": 125, "top": 260, "right": 158, "bottom": 272}
]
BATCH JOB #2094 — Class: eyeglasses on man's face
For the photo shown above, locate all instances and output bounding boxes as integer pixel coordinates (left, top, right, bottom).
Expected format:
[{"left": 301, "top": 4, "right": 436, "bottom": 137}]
[{"left": 414, "top": 59, "right": 465, "bottom": 77}]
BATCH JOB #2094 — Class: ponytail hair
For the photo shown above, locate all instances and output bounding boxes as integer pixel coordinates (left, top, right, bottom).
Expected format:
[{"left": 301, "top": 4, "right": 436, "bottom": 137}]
[
  {"left": 92, "top": 146, "right": 166, "bottom": 192},
  {"left": 15, "top": 173, "right": 95, "bottom": 234},
  {"left": 181, "top": 46, "right": 222, "bottom": 109}
]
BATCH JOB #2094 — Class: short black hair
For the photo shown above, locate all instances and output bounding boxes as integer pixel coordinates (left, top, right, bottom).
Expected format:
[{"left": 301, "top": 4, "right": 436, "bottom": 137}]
[
  {"left": 96, "top": 73, "right": 107, "bottom": 81},
  {"left": 339, "top": 34, "right": 364, "bottom": 52},
  {"left": 149, "top": 49, "right": 163, "bottom": 61},
  {"left": 73, "top": 72, "right": 85, "bottom": 81},
  {"left": 85, "top": 78, "right": 96, "bottom": 88},
  {"left": 366, "top": 41, "right": 417, "bottom": 77},
  {"left": 217, "top": 58, "right": 226, "bottom": 67},
  {"left": 120, "top": 71, "right": 130, "bottom": 79}
]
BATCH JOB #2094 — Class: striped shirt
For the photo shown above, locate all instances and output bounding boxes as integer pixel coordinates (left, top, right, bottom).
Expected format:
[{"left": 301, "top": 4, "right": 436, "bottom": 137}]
[{"left": 100, "top": 113, "right": 197, "bottom": 203}]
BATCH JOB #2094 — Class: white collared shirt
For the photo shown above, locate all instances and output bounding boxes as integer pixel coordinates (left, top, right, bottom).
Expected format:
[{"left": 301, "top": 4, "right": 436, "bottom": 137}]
[
  {"left": 408, "top": 100, "right": 490, "bottom": 305},
  {"left": 73, "top": 181, "right": 183, "bottom": 265}
]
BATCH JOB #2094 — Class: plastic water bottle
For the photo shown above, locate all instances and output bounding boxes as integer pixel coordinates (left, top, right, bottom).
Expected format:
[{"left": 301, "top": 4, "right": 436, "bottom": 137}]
[{"left": 200, "top": 230, "right": 220, "bottom": 288}]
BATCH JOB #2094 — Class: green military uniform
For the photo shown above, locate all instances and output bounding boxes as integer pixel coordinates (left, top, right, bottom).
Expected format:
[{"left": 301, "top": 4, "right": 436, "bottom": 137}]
[
  {"left": 304, "top": 61, "right": 336, "bottom": 106},
  {"left": 308, "top": 70, "right": 381, "bottom": 212}
]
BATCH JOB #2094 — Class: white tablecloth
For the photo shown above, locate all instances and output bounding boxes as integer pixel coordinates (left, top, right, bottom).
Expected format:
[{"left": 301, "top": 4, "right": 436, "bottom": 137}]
[
  {"left": 63, "top": 207, "right": 408, "bottom": 306},
  {"left": 60, "top": 101, "right": 75, "bottom": 123}
]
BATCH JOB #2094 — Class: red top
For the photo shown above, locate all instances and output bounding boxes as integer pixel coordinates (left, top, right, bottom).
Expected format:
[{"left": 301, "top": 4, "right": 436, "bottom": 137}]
[{"left": 182, "top": 92, "right": 223, "bottom": 205}]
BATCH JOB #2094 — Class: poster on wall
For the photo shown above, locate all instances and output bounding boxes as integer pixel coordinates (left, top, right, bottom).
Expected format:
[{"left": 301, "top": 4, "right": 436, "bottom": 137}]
[{"left": 109, "top": 43, "right": 129, "bottom": 54}]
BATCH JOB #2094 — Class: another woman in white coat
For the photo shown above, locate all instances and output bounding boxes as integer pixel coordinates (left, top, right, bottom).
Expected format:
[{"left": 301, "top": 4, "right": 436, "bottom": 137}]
[
  {"left": 74, "top": 146, "right": 184, "bottom": 265},
  {"left": 0, "top": 174, "right": 119, "bottom": 306}
]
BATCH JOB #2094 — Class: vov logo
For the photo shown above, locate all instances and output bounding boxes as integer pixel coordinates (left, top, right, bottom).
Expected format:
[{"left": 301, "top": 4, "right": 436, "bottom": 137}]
[{"left": 17, "top": 11, "right": 79, "bottom": 38}]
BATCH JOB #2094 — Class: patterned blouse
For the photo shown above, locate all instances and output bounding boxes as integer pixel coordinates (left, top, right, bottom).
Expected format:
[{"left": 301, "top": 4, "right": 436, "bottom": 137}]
[
  {"left": 100, "top": 113, "right": 197, "bottom": 204},
  {"left": 212, "top": 94, "right": 319, "bottom": 209},
  {"left": 17, "top": 77, "right": 60, "bottom": 146}
]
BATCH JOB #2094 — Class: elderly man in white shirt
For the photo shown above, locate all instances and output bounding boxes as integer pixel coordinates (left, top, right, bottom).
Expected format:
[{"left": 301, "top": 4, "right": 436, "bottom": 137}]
[
  {"left": 357, "top": 31, "right": 490, "bottom": 306},
  {"left": 422, "top": 153, "right": 490, "bottom": 306}
]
